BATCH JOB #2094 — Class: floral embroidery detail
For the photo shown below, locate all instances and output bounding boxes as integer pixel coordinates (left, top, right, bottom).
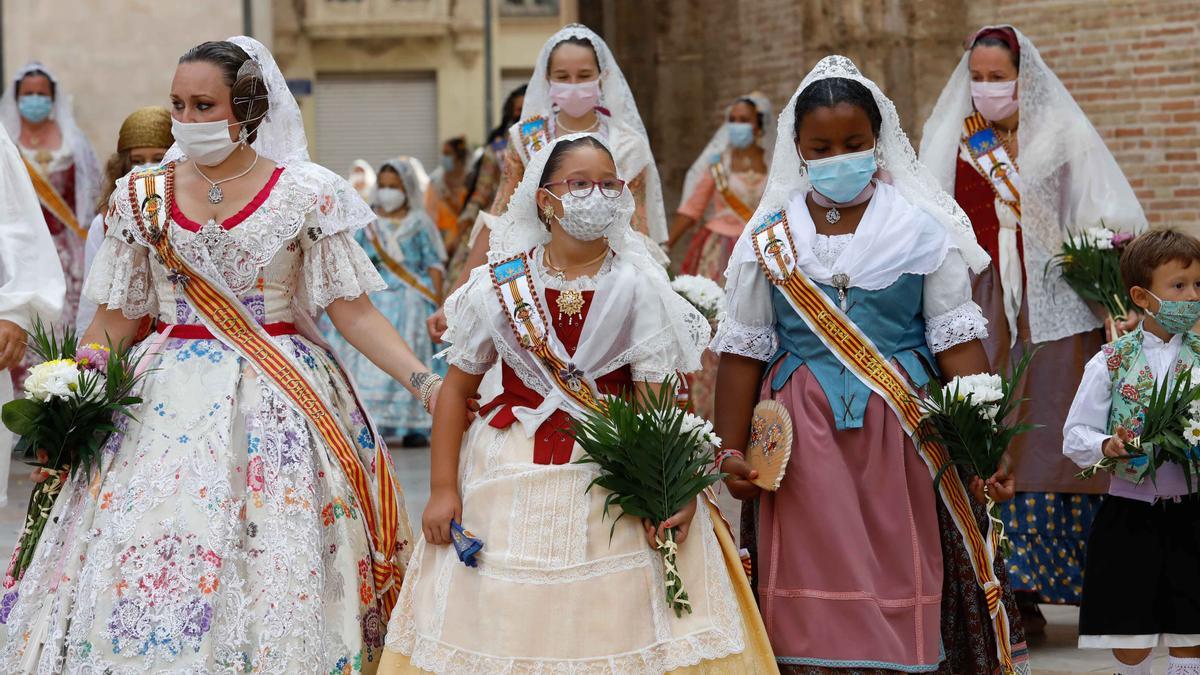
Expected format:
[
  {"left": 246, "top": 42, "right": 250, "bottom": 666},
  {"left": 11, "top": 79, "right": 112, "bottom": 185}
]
[
  {"left": 1120, "top": 383, "right": 1140, "bottom": 402},
  {"left": 321, "top": 497, "right": 357, "bottom": 526},
  {"left": 356, "top": 428, "right": 375, "bottom": 450},
  {"left": 362, "top": 606, "right": 384, "bottom": 648},
  {"left": 247, "top": 456, "right": 265, "bottom": 493},
  {"left": 0, "top": 590, "right": 18, "bottom": 624},
  {"left": 357, "top": 559, "right": 373, "bottom": 606}
]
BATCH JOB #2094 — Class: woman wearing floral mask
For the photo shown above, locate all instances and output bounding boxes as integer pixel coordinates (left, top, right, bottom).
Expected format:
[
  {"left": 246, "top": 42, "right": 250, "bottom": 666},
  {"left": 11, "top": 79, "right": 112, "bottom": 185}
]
[
  {"left": 0, "top": 37, "right": 441, "bottom": 672},
  {"left": 668, "top": 93, "right": 773, "bottom": 420},
  {"left": 920, "top": 25, "right": 1147, "bottom": 631},
  {"left": 0, "top": 62, "right": 102, "bottom": 390},
  {"left": 380, "top": 132, "right": 775, "bottom": 674},
  {"left": 427, "top": 24, "right": 669, "bottom": 342},
  {"left": 714, "top": 56, "right": 1029, "bottom": 673}
]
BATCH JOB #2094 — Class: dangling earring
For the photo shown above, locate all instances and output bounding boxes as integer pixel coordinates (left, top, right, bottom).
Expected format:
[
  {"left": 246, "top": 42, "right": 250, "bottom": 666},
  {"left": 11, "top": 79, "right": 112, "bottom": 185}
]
[
  {"left": 542, "top": 204, "right": 556, "bottom": 223},
  {"left": 238, "top": 124, "right": 250, "bottom": 144}
]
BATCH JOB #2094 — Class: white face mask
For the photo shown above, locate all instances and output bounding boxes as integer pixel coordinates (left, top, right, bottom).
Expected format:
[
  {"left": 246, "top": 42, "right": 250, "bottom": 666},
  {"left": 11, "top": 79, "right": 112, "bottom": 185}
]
[
  {"left": 544, "top": 189, "right": 626, "bottom": 241},
  {"left": 376, "top": 187, "right": 407, "bottom": 213},
  {"left": 171, "top": 118, "right": 241, "bottom": 166},
  {"left": 970, "top": 80, "right": 1019, "bottom": 122}
]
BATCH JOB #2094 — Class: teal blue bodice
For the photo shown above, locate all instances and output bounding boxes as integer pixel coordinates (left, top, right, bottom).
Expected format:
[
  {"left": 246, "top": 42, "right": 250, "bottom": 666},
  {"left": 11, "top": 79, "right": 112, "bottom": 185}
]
[{"left": 768, "top": 274, "right": 935, "bottom": 430}]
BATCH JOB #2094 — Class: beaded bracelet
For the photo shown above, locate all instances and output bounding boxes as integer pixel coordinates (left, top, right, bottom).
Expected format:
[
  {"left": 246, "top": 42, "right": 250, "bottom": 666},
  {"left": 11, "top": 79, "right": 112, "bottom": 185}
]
[
  {"left": 411, "top": 372, "right": 444, "bottom": 413},
  {"left": 714, "top": 448, "right": 745, "bottom": 471}
]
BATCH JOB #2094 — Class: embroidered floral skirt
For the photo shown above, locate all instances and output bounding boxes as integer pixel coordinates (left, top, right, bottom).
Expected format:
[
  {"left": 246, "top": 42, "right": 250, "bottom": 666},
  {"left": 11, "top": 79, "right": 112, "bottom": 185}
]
[
  {"left": 380, "top": 414, "right": 776, "bottom": 674},
  {"left": 0, "top": 334, "right": 410, "bottom": 674}
]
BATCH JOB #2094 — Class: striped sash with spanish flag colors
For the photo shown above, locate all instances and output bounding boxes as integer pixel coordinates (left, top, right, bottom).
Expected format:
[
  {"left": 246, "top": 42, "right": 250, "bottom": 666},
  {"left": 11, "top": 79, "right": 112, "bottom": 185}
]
[
  {"left": 124, "top": 164, "right": 406, "bottom": 615},
  {"left": 709, "top": 161, "right": 755, "bottom": 224},
  {"left": 366, "top": 222, "right": 440, "bottom": 305},
  {"left": 750, "top": 209, "right": 1019, "bottom": 674},
  {"left": 962, "top": 111, "right": 1021, "bottom": 221},
  {"left": 22, "top": 155, "right": 86, "bottom": 238},
  {"left": 489, "top": 252, "right": 604, "bottom": 415}
]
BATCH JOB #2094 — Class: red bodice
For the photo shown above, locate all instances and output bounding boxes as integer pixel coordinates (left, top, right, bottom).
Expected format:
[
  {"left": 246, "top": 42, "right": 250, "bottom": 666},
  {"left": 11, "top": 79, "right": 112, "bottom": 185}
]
[
  {"left": 478, "top": 288, "right": 633, "bottom": 465},
  {"left": 955, "top": 155, "right": 1025, "bottom": 270}
]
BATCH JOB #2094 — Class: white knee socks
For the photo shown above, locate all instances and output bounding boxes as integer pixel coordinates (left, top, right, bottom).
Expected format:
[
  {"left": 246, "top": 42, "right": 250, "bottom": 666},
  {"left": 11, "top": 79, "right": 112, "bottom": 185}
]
[
  {"left": 1168, "top": 656, "right": 1200, "bottom": 674},
  {"left": 1116, "top": 655, "right": 1152, "bottom": 675}
]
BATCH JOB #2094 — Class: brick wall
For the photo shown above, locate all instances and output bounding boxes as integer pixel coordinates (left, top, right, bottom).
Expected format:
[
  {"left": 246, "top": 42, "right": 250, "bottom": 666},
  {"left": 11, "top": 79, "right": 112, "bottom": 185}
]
[{"left": 582, "top": 0, "right": 1199, "bottom": 231}]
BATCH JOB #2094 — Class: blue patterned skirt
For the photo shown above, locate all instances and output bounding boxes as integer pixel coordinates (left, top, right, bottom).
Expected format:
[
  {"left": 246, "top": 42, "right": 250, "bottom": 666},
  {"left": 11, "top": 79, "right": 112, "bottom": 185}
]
[{"left": 1001, "top": 492, "right": 1103, "bottom": 604}]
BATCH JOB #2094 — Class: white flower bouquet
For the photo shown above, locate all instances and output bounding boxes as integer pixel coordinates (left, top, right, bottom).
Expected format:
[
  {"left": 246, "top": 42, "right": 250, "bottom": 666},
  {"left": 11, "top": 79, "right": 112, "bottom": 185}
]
[
  {"left": 0, "top": 318, "right": 150, "bottom": 585},
  {"left": 915, "top": 351, "right": 1037, "bottom": 556},
  {"left": 1050, "top": 223, "right": 1135, "bottom": 328},
  {"left": 572, "top": 375, "right": 723, "bottom": 617},
  {"left": 671, "top": 275, "right": 725, "bottom": 322}
]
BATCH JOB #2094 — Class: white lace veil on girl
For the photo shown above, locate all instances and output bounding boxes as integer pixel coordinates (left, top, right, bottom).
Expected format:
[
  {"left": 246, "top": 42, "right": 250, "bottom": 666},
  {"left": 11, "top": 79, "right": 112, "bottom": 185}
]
[
  {"left": 919, "top": 24, "right": 1146, "bottom": 256},
  {"left": 375, "top": 156, "right": 447, "bottom": 262},
  {"left": 679, "top": 92, "right": 776, "bottom": 215},
  {"left": 728, "top": 55, "right": 989, "bottom": 275},
  {"left": 521, "top": 24, "right": 668, "bottom": 244},
  {"left": 488, "top": 132, "right": 652, "bottom": 269},
  {"left": 0, "top": 61, "right": 102, "bottom": 229}
]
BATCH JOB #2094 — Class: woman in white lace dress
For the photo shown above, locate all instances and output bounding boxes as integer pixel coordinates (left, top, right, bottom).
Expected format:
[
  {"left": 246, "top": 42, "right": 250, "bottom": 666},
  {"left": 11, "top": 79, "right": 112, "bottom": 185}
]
[
  {"left": 0, "top": 37, "right": 434, "bottom": 674},
  {"left": 379, "top": 133, "right": 776, "bottom": 674}
]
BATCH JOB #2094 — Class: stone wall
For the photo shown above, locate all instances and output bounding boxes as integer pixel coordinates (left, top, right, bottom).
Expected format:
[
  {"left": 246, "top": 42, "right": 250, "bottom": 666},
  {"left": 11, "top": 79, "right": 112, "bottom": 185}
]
[{"left": 582, "top": 0, "right": 1199, "bottom": 230}]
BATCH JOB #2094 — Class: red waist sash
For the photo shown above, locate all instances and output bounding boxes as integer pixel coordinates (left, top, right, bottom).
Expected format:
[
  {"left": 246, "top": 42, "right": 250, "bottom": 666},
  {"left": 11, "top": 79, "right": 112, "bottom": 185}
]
[{"left": 158, "top": 321, "right": 298, "bottom": 340}]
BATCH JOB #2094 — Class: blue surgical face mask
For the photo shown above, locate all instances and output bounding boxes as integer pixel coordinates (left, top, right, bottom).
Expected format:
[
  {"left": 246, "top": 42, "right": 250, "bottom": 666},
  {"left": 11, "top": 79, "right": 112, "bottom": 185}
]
[
  {"left": 1147, "top": 290, "right": 1200, "bottom": 334},
  {"left": 804, "top": 147, "right": 877, "bottom": 204},
  {"left": 18, "top": 94, "right": 53, "bottom": 123},
  {"left": 441, "top": 155, "right": 456, "bottom": 172},
  {"left": 726, "top": 122, "right": 755, "bottom": 149}
]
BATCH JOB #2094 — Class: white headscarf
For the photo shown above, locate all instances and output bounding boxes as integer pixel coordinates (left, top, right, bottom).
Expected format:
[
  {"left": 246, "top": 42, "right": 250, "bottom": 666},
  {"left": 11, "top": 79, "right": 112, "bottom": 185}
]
[
  {"left": 679, "top": 92, "right": 776, "bottom": 215},
  {"left": 449, "top": 132, "right": 707, "bottom": 426},
  {"left": 0, "top": 61, "right": 102, "bottom": 229},
  {"left": 162, "top": 36, "right": 374, "bottom": 238},
  {"left": 920, "top": 25, "right": 1146, "bottom": 342},
  {"left": 518, "top": 24, "right": 668, "bottom": 244},
  {"left": 729, "top": 55, "right": 988, "bottom": 274},
  {"left": 374, "top": 156, "right": 446, "bottom": 263},
  {"left": 348, "top": 158, "right": 376, "bottom": 198}
]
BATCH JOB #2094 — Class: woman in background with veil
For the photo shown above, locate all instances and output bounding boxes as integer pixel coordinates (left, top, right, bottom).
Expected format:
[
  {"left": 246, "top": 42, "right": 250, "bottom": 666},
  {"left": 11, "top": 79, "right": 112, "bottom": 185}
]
[{"left": 920, "top": 25, "right": 1147, "bottom": 630}]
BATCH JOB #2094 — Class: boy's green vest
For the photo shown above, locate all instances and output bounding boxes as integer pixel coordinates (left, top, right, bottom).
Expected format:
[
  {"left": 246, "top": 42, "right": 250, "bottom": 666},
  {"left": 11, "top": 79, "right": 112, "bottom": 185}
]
[{"left": 1104, "top": 328, "right": 1200, "bottom": 484}]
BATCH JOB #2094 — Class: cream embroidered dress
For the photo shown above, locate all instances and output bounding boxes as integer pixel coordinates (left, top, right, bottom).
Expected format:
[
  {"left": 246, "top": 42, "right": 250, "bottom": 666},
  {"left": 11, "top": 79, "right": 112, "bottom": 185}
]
[{"left": 0, "top": 160, "right": 413, "bottom": 674}]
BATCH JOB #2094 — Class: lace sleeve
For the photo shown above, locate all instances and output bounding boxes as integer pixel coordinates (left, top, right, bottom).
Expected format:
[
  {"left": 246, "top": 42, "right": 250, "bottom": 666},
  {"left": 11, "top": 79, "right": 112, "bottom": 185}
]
[
  {"left": 442, "top": 268, "right": 497, "bottom": 374},
  {"left": 81, "top": 200, "right": 156, "bottom": 320},
  {"left": 923, "top": 249, "right": 988, "bottom": 353},
  {"left": 710, "top": 259, "right": 777, "bottom": 360},
  {"left": 299, "top": 217, "right": 386, "bottom": 314}
]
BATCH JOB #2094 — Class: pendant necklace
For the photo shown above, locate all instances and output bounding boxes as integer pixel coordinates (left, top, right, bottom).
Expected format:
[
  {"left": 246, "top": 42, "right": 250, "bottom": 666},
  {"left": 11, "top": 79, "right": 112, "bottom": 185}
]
[
  {"left": 543, "top": 247, "right": 610, "bottom": 325},
  {"left": 810, "top": 182, "right": 876, "bottom": 226},
  {"left": 194, "top": 152, "right": 260, "bottom": 204}
]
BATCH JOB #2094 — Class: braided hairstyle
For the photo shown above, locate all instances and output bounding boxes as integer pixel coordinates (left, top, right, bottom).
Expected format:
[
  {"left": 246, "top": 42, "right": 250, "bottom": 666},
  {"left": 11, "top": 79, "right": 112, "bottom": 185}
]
[{"left": 179, "top": 41, "right": 270, "bottom": 144}]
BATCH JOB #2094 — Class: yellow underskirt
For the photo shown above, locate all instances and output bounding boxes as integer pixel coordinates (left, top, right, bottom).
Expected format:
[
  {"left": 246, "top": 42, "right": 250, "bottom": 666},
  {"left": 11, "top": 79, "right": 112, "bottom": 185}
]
[{"left": 379, "top": 500, "right": 778, "bottom": 674}]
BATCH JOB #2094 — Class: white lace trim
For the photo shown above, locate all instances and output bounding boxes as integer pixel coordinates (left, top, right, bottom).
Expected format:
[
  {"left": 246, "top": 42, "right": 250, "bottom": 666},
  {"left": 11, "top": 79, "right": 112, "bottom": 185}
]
[
  {"left": 82, "top": 234, "right": 156, "bottom": 320},
  {"left": 925, "top": 300, "right": 988, "bottom": 354},
  {"left": 532, "top": 245, "right": 615, "bottom": 291},
  {"left": 812, "top": 233, "right": 854, "bottom": 269},
  {"left": 300, "top": 231, "right": 386, "bottom": 313},
  {"left": 711, "top": 316, "right": 777, "bottom": 361}
]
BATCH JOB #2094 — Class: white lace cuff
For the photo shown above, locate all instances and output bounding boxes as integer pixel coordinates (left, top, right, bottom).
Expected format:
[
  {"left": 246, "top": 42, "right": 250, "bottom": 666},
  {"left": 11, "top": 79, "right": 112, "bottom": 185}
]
[
  {"left": 446, "top": 351, "right": 495, "bottom": 375},
  {"left": 631, "top": 365, "right": 674, "bottom": 383},
  {"left": 301, "top": 231, "right": 386, "bottom": 313},
  {"left": 925, "top": 300, "right": 989, "bottom": 354},
  {"left": 82, "top": 236, "right": 156, "bottom": 320},
  {"left": 710, "top": 316, "right": 777, "bottom": 361}
]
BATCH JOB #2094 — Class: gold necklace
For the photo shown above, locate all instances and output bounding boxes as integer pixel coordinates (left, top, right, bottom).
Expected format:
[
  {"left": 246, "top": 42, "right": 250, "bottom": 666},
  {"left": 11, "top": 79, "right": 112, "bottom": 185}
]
[{"left": 543, "top": 247, "right": 609, "bottom": 324}]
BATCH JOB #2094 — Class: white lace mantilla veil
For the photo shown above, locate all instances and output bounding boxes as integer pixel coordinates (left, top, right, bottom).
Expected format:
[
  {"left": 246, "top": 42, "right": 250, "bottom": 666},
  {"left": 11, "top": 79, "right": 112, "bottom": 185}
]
[
  {"left": 375, "top": 156, "right": 447, "bottom": 262},
  {"left": 919, "top": 25, "right": 1146, "bottom": 342},
  {"left": 727, "top": 55, "right": 990, "bottom": 276},
  {"left": 0, "top": 61, "right": 102, "bottom": 227},
  {"left": 161, "top": 35, "right": 375, "bottom": 240},
  {"left": 520, "top": 23, "right": 669, "bottom": 244},
  {"left": 679, "top": 92, "right": 776, "bottom": 214},
  {"left": 450, "top": 132, "right": 707, "bottom": 414}
]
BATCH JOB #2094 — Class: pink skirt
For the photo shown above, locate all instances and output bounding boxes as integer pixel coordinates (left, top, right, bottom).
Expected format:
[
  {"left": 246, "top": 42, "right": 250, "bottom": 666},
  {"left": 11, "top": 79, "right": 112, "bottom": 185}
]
[{"left": 758, "top": 361, "right": 943, "bottom": 671}]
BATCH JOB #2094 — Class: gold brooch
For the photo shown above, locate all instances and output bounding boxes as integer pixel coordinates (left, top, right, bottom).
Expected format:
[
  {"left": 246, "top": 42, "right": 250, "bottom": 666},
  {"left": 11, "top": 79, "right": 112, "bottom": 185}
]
[{"left": 556, "top": 288, "right": 585, "bottom": 324}]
